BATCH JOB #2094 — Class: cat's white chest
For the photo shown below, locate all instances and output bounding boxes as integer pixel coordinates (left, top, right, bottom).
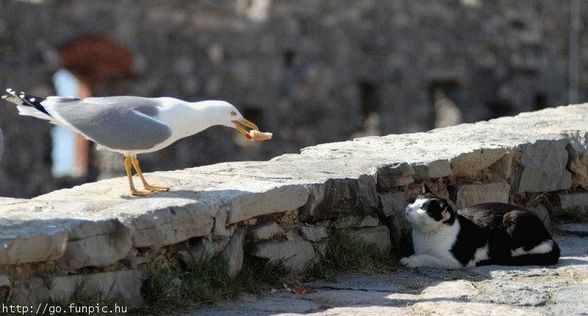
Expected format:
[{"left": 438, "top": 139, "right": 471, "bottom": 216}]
[{"left": 412, "top": 222, "right": 462, "bottom": 267}]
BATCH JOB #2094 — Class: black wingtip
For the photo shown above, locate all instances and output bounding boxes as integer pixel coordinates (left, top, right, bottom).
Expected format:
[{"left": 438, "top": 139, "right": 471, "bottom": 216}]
[{"left": 3, "top": 88, "right": 50, "bottom": 116}]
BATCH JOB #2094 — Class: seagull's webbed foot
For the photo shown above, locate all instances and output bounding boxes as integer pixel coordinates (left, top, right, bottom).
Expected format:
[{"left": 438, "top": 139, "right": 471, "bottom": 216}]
[
  {"left": 131, "top": 155, "right": 170, "bottom": 193},
  {"left": 143, "top": 184, "right": 169, "bottom": 192},
  {"left": 130, "top": 188, "right": 155, "bottom": 196}
]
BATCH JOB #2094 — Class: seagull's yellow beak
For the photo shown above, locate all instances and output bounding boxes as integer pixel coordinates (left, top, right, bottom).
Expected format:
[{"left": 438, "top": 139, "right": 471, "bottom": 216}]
[{"left": 232, "top": 119, "right": 259, "bottom": 141}]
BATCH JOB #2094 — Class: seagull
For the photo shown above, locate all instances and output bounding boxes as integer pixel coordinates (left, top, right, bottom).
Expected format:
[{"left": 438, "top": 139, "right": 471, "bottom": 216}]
[{"left": 1, "top": 88, "right": 271, "bottom": 196}]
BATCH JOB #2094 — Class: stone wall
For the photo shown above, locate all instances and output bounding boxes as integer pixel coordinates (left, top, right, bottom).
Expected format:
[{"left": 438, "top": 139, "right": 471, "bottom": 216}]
[
  {"left": 1, "top": 0, "right": 588, "bottom": 197},
  {"left": 0, "top": 104, "right": 586, "bottom": 307}
]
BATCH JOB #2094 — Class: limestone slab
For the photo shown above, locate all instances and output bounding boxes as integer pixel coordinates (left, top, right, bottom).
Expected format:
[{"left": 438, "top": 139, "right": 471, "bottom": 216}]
[
  {"left": 11, "top": 270, "right": 144, "bottom": 307},
  {"left": 301, "top": 175, "right": 378, "bottom": 221},
  {"left": 299, "top": 224, "right": 328, "bottom": 241},
  {"left": 559, "top": 192, "right": 588, "bottom": 211},
  {"left": 514, "top": 139, "right": 572, "bottom": 193},
  {"left": 351, "top": 225, "right": 392, "bottom": 251},
  {"left": 449, "top": 182, "right": 510, "bottom": 209},
  {"left": 380, "top": 191, "right": 405, "bottom": 217},
  {"left": 57, "top": 220, "right": 132, "bottom": 270},
  {"left": 250, "top": 222, "right": 285, "bottom": 241},
  {"left": 222, "top": 228, "right": 246, "bottom": 277},
  {"left": 228, "top": 185, "right": 309, "bottom": 224},
  {"left": 250, "top": 239, "right": 316, "bottom": 271}
]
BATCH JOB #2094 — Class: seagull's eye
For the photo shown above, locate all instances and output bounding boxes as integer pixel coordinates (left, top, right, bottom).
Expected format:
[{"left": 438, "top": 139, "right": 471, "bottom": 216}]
[{"left": 230, "top": 111, "right": 237, "bottom": 116}]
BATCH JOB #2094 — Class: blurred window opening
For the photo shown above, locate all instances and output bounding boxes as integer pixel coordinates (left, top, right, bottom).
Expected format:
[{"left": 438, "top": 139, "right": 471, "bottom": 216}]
[
  {"left": 358, "top": 81, "right": 380, "bottom": 123},
  {"left": 51, "top": 69, "right": 82, "bottom": 176},
  {"left": 283, "top": 50, "right": 295, "bottom": 68},
  {"left": 428, "top": 80, "right": 462, "bottom": 128}
]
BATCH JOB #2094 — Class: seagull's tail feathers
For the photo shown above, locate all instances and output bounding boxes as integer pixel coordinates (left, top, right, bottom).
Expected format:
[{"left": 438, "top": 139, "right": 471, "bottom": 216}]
[{"left": 2, "top": 88, "right": 53, "bottom": 121}]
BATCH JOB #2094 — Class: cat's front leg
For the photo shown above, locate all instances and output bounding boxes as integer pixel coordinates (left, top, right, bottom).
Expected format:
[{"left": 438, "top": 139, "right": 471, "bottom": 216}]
[{"left": 401, "top": 254, "right": 450, "bottom": 268}]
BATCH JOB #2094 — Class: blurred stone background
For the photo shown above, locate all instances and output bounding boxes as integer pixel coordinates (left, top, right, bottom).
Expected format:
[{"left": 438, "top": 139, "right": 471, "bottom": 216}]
[{"left": 0, "top": 0, "right": 585, "bottom": 197}]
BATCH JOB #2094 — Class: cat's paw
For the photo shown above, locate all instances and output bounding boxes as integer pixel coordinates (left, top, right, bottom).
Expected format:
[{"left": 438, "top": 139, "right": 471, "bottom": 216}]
[{"left": 400, "top": 256, "right": 419, "bottom": 268}]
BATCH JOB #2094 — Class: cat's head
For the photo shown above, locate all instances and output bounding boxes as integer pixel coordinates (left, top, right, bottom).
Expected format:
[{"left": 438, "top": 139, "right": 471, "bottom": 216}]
[{"left": 405, "top": 193, "right": 455, "bottom": 231}]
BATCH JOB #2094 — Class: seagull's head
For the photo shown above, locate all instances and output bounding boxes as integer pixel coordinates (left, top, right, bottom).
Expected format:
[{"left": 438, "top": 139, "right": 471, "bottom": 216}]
[{"left": 211, "top": 101, "right": 260, "bottom": 141}]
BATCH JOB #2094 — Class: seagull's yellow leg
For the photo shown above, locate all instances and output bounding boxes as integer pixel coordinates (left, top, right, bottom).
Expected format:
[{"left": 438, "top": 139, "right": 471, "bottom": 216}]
[
  {"left": 131, "top": 155, "right": 169, "bottom": 192},
  {"left": 124, "top": 155, "right": 152, "bottom": 196}
]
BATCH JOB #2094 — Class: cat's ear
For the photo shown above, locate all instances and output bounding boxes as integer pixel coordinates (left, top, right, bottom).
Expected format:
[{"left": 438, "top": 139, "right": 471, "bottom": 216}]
[{"left": 439, "top": 199, "right": 452, "bottom": 221}]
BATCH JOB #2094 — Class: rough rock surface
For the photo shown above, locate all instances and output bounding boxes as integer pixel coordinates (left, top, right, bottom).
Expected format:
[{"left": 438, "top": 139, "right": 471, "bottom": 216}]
[
  {"left": 450, "top": 182, "right": 510, "bottom": 209},
  {"left": 12, "top": 270, "right": 144, "bottom": 307},
  {"left": 299, "top": 224, "right": 329, "bottom": 242},
  {"left": 559, "top": 192, "right": 588, "bottom": 211},
  {"left": 513, "top": 140, "right": 573, "bottom": 193},
  {"left": 351, "top": 225, "right": 392, "bottom": 251},
  {"left": 250, "top": 239, "right": 316, "bottom": 271},
  {"left": 222, "top": 228, "right": 246, "bottom": 277},
  {"left": 250, "top": 222, "right": 285, "bottom": 241},
  {"left": 193, "top": 228, "right": 588, "bottom": 315}
]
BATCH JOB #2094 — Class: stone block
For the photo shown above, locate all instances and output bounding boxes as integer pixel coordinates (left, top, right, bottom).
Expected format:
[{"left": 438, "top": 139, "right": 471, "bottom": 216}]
[
  {"left": 374, "top": 163, "right": 414, "bottom": 191},
  {"left": 11, "top": 270, "right": 144, "bottom": 308},
  {"left": 228, "top": 185, "right": 309, "bottom": 224},
  {"left": 351, "top": 225, "right": 391, "bottom": 251},
  {"left": 189, "top": 237, "right": 229, "bottom": 261},
  {"left": 251, "top": 222, "right": 285, "bottom": 241},
  {"left": 58, "top": 220, "right": 132, "bottom": 270},
  {"left": 358, "top": 215, "right": 380, "bottom": 227},
  {"left": 451, "top": 148, "right": 508, "bottom": 177},
  {"left": 380, "top": 191, "right": 406, "bottom": 217},
  {"left": 222, "top": 228, "right": 246, "bottom": 277},
  {"left": 299, "top": 224, "right": 328, "bottom": 241},
  {"left": 0, "top": 230, "right": 68, "bottom": 265},
  {"left": 331, "top": 216, "right": 362, "bottom": 229},
  {"left": 412, "top": 159, "right": 451, "bottom": 180},
  {"left": 130, "top": 202, "right": 215, "bottom": 248},
  {"left": 250, "top": 239, "right": 316, "bottom": 271},
  {"left": 567, "top": 145, "right": 588, "bottom": 189},
  {"left": 558, "top": 223, "right": 588, "bottom": 237},
  {"left": 513, "top": 139, "right": 572, "bottom": 193},
  {"left": 449, "top": 182, "right": 510, "bottom": 209},
  {"left": 301, "top": 175, "right": 378, "bottom": 221},
  {"left": 213, "top": 206, "right": 234, "bottom": 237},
  {"left": 558, "top": 192, "right": 588, "bottom": 211}
]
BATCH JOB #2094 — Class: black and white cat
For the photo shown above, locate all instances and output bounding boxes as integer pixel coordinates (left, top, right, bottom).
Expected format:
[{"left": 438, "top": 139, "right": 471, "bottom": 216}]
[{"left": 401, "top": 193, "right": 560, "bottom": 269}]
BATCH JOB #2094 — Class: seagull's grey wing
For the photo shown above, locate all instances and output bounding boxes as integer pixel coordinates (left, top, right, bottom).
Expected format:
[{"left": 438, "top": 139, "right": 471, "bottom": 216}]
[{"left": 46, "top": 96, "right": 172, "bottom": 151}]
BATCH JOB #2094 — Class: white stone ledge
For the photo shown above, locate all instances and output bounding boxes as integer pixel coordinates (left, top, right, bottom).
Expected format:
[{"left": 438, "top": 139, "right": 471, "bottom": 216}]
[{"left": 0, "top": 104, "right": 586, "bottom": 269}]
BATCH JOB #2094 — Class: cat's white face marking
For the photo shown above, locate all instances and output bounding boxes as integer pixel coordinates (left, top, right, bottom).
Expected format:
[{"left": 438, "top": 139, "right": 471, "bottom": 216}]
[{"left": 405, "top": 197, "right": 448, "bottom": 231}]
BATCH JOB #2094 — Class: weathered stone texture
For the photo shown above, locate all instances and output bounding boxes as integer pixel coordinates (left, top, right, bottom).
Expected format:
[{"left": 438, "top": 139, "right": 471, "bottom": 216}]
[
  {"left": 222, "top": 228, "right": 246, "bottom": 277},
  {"left": 413, "top": 159, "right": 451, "bottom": 180},
  {"left": 250, "top": 239, "right": 316, "bottom": 271},
  {"left": 57, "top": 220, "right": 132, "bottom": 270},
  {"left": 558, "top": 192, "right": 588, "bottom": 211},
  {"left": 299, "top": 224, "right": 328, "bottom": 242},
  {"left": 301, "top": 175, "right": 378, "bottom": 221},
  {"left": 449, "top": 182, "right": 511, "bottom": 209},
  {"left": 513, "top": 140, "right": 572, "bottom": 193},
  {"left": 351, "top": 225, "right": 392, "bottom": 251},
  {"left": 228, "top": 185, "right": 309, "bottom": 224},
  {"left": 251, "top": 222, "right": 286, "bottom": 241},
  {"left": 451, "top": 148, "right": 508, "bottom": 178},
  {"left": 11, "top": 270, "right": 144, "bottom": 307}
]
